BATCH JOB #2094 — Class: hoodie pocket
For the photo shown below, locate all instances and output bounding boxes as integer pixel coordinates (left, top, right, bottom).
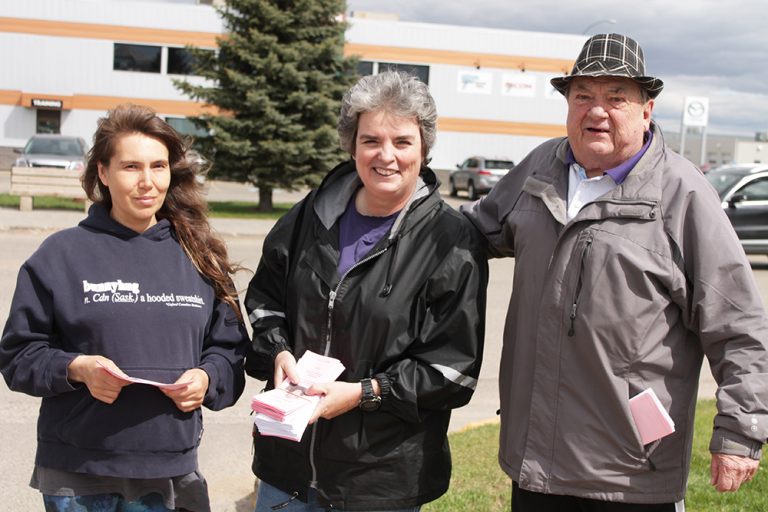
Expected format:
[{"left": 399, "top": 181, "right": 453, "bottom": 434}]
[{"left": 55, "top": 385, "right": 200, "bottom": 454}]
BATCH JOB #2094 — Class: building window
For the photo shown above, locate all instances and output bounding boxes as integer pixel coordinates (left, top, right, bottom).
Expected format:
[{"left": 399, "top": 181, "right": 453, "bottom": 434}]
[
  {"left": 378, "top": 62, "right": 430, "bottom": 84},
  {"left": 166, "top": 117, "right": 208, "bottom": 138},
  {"left": 114, "top": 43, "right": 161, "bottom": 73},
  {"left": 357, "top": 61, "right": 430, "bottom": 84},
  {"left": 36, "top": 109, "right": 61, "bottom": 134},
  {"left": 168, "top": 47, "right": 212, "bottom": 76},
  {"left": 357, "top": 61, "right": 374, "bottom": 76}
]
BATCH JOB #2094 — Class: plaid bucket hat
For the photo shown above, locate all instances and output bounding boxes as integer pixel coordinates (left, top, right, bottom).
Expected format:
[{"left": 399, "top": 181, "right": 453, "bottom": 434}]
[{"left": 551, "top": 33, "right": 664, "bottom": 98}]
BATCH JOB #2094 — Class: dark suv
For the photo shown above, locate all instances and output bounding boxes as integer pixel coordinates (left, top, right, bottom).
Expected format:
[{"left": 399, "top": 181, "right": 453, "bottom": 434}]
[
  {"left": 706, "top": 163, "right": 768, "bottom": 255},
  {"left": 449, "top": 156, "right": 515, "bottom": 200}
]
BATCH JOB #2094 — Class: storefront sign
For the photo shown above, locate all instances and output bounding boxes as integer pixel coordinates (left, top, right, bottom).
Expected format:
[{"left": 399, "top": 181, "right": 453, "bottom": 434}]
[
  {"left": 458, "top": 71, "right": 492, "bottom": 94},
  {"left": 501, "top": 72, "right": 536, "bottom": 97},
  {"left": 31, "top": 98, "right": 63, "bottom": 109}
]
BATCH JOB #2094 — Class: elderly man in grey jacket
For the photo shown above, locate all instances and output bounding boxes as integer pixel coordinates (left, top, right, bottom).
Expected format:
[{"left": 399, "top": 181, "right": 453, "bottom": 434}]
[{"left": 463, "top": 33, "right": 767, "bottom": 511}]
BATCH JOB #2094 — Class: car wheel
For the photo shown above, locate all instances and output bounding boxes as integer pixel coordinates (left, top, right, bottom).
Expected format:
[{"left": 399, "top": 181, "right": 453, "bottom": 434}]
[
  {"left": 467, "top": 181, "right": 478, "bottom": 200},
  {"left": 449, "top": 178, "right": 458, "bottom": 197}
]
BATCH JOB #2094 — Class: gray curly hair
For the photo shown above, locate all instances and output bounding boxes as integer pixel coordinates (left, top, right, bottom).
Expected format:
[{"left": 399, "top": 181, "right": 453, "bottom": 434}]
[{"left": 338, "top": 71, "right": 437, "bottom": 160}]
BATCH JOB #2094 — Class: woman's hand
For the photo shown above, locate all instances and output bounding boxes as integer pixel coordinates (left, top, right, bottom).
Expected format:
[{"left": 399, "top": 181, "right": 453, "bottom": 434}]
[
  {"left": 306, "top": 381, "right": 364, "bottom": 423},
  {"left": 274, "top": 350, "right": 300, "bottom": 388},
  {"left": 67, "top": 355, "right": 131, "bottom": 404},
  {"left": 162, "top": 368, "right": 210, "bottom": 412}
]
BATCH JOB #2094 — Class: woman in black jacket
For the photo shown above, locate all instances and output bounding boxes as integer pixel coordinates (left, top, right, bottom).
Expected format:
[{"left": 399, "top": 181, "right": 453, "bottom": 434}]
[{"left": 245, "top": 71, "right": 488, "bottom": 511}]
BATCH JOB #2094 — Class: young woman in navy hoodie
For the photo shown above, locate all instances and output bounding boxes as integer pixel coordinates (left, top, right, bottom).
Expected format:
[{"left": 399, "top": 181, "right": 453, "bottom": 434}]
[{"left": 0, "top": 104, "right": 249, "bottom": 512}]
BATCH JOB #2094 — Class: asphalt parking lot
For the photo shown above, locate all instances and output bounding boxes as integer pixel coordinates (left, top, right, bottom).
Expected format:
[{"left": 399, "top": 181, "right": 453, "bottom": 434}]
[
  {"left": 0, "top": 177, "right": 507, "bottom": 511},
  {"left": 0, "top": 177, "right": 741, "bottom": 511}
]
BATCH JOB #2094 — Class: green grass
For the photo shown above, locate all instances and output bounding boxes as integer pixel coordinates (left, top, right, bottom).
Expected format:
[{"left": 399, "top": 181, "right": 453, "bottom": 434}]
[
  {"left": 424, "top": 422, "right": 511, "bottom": 511},
  {"left": 207, "top": 200, "right": 292, "bottom": 219},
  {"left": 425, "top": 400, "right": 767, "bottom": 511},
  {"left": 0, "top": 193, "right": 291, "bottom": 219},
  {"left": 0, "top": 193, "right": 86, "bottom": 211}
]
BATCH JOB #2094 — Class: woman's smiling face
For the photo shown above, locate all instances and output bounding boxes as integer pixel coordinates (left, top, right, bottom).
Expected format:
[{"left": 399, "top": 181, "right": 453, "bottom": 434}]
[{"left": 354, "top": 109, "right": 423, "bottom": 216}]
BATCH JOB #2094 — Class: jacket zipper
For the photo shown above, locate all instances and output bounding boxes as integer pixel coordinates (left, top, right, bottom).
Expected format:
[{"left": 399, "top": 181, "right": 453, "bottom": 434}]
[
  {"left": 568, "top": 237, "right": 592, "bottom": 337},
  {"left": 308, "top": 244, "right": 392, "bottom": 487}
]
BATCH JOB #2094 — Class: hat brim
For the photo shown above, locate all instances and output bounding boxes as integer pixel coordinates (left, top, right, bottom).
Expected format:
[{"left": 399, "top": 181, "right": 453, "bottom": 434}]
[{"left": 550, "top": 74, "right": 664, "bottom": 99}]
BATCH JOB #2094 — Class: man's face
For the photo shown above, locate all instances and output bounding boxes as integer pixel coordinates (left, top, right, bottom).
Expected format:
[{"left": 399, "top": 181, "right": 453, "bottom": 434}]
[{"left": 566, "top": 77, "right": 654, "bottom": 174}]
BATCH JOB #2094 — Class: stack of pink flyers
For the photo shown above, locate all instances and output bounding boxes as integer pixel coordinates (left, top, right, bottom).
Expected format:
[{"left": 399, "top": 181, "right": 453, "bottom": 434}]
[
  {"left": 629, "top": 387, "right": 676, "bottom": 445},
  {"left": 251, "top": 350, "right": 345, "bottom": 442}
]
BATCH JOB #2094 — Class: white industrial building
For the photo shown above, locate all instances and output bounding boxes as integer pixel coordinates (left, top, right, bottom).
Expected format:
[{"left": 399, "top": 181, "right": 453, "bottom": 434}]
[{"left": 0, "top": 0, "right": 587, "bottom": 170}]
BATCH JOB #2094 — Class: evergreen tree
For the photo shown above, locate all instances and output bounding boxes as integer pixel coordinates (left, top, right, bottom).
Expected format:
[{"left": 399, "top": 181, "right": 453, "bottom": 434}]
[{"left": 176, "top": 0, "right": 357, "bottom": 211}]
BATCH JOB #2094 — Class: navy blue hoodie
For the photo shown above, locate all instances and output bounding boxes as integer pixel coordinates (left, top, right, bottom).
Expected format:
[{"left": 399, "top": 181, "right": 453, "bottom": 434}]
[{"left": 0, "top": 204, "right": 248, "bottom": 478}]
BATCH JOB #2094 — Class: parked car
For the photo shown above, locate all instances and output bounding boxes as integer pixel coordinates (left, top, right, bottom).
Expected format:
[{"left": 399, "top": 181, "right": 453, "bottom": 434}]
[
  {"left": 14, "top": 134, "right": 88, "bottom": 171},
  {"left": 449, "top": 156, "right": 515, "bottom": 199},
  {"left": 705, "top": 163, "right": 768, "bottom": 255}
]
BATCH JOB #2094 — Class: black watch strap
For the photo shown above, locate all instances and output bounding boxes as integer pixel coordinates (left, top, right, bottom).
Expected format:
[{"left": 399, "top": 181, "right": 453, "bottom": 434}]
[{"left": 359, "top": 378, "right": 381, "bottom": 411}]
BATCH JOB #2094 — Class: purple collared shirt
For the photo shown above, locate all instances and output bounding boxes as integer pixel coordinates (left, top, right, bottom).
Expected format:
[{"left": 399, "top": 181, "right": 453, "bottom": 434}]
[{"left": 566, "top": 130, "right": 653, "bottom": 184}]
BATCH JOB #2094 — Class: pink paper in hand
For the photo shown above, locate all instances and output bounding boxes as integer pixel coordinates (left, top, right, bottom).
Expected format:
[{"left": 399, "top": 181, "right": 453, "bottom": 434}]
[{"left": 97, "top": 361, "right": 191, "bottom": 391}]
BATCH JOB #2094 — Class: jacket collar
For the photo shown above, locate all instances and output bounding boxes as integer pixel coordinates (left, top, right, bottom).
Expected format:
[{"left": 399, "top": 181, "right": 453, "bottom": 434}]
[
  {"left": 313, "top": 160, "right": 439, "bottom": 238},
  {"left": 525, "top": 122, "right": 665, "bottom": 225}
]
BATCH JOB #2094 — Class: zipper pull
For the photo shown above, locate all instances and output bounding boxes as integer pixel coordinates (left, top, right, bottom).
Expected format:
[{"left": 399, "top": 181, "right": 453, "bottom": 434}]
[
  {"left": 328, "top": 290, "right": 336, "bottom": 311},
  {"left": 568, "top": 303, "right": 577, "bottom": 336}
]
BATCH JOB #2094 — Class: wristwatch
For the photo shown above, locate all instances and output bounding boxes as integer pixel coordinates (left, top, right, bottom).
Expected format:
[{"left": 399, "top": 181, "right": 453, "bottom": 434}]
[{"left": 359, "top": 378, "right": 382, "bottom": 412}]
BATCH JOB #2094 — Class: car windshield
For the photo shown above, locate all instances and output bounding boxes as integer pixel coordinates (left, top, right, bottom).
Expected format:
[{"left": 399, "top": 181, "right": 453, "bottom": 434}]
[
  {"left": 706, "top": 171, "right": 745, "bottom": 197},
  {"left": 485, "top": 160, "right": 514, "bottom": 169},
  {"left": 25, "top": 138, "right": 83, "bottom": 156}
]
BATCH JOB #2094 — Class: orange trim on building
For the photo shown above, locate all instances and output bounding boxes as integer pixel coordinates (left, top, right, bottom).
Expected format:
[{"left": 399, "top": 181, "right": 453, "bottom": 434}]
[
  {"left": 0, "top": 89, "right": 23, "bottom": 106},
  {"left": 0, "top": 16, "right": 219, "bottom": 47},
  {"left": 1, "top": 89, "right": 562, "bottom": 136},
  {"left": 344, "top": 43, "right": 574, "bottom": 74},
  {"left": 20, "top": 93, "right": 73, "bottom": 110},
  {"left": 438, "top": 117, "right": 566, "bottom": 138},
  {"left": 71, "top": 95, "right": 220, "bottom": 116},
  {"left": 1, "top": 90, "right": 219, "bottom": 116},
  {"left": 1, "top": 17, "right": 573, "bottom": 73}
]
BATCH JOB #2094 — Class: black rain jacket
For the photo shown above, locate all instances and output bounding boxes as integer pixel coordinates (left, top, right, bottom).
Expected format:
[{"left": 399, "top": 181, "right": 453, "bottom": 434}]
[{"left": 244, "top": 161, "right": 488, "bottom": 510}]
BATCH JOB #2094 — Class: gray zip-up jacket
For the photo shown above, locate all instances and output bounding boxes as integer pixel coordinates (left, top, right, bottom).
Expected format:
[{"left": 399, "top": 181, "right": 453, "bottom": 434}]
[{"left": 463, "top": 123, "right": 768, "bottom": 503}]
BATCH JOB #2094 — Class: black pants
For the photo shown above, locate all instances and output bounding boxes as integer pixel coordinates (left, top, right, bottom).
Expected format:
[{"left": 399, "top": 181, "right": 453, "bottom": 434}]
[{"left": 512, "top": 482, "right": 678, "bottom": 512}]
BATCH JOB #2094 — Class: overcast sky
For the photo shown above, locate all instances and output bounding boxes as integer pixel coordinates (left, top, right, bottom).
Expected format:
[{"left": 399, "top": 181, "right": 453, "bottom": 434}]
[{"left": 346, "top": 0, "right": 768, "bottom": 138}]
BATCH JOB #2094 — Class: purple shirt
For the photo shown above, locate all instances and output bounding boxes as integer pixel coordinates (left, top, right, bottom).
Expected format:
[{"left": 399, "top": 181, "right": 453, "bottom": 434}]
[
  {"left": 566, "top": 130, "right": 654, "bottom": 185},
  {"left": 338, "top": 196, "right": 399, "bottom": 277}
]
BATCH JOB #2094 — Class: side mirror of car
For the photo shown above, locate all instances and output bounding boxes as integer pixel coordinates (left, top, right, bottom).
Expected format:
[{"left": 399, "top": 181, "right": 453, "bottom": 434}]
[
  {"left": 728, "top": 194, "right": 746, "bottom": 208},
  {"left": 13, "top": 147, "right": 22, "bottom": 154}
]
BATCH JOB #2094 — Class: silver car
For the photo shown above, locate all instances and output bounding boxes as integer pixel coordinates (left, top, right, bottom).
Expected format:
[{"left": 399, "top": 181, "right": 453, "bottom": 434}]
[
  {"left": 449, "top": 156, "right": 515, "bottom": 200},
  {"left": 14, "top": 134, "right": 88, "bottom": 171}
]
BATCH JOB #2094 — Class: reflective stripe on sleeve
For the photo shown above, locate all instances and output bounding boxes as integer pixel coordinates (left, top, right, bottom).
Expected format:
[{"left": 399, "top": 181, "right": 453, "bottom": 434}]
[
  {"left": 249, "top": 308, "right": 286, "bottom": 325},
  {"left": 430, "top": 363, "right": 478, "bottom": 390}
]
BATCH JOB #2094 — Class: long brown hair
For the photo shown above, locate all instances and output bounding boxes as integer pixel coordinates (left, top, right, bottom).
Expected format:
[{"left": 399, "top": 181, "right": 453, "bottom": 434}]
[{"left": 82, "top": 104, "right": 243, "bottom": 319}]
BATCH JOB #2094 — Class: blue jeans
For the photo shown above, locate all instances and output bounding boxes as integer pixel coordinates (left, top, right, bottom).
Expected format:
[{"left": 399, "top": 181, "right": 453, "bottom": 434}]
[
  {"left": 43, "top": 493, "right": 172, "bottom": 512},
  {"left": 255, "top": 481, "right": 421, "bottom": 512}
]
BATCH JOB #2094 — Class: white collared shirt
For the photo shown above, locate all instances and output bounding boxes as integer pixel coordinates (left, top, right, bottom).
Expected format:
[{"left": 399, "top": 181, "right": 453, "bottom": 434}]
[{"left": 566, "top": 163, "right": 618, "bottom": 222}]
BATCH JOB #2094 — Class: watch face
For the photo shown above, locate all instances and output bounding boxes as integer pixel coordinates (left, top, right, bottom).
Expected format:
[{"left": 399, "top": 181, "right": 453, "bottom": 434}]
[{"left": 360, "top": 397, "right": 382, "bottom": 412}]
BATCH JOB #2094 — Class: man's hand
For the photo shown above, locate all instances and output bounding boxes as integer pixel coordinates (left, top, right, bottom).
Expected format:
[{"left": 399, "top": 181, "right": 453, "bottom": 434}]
[
  {"left": 710, "top": 453, "right": 760, "bottom": 492},
  {"left": 67, "top": 355, "right": 131, "bottom": 404},
  {"left": 162, "top": 368, "right": 210, "bottom": 412}
]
